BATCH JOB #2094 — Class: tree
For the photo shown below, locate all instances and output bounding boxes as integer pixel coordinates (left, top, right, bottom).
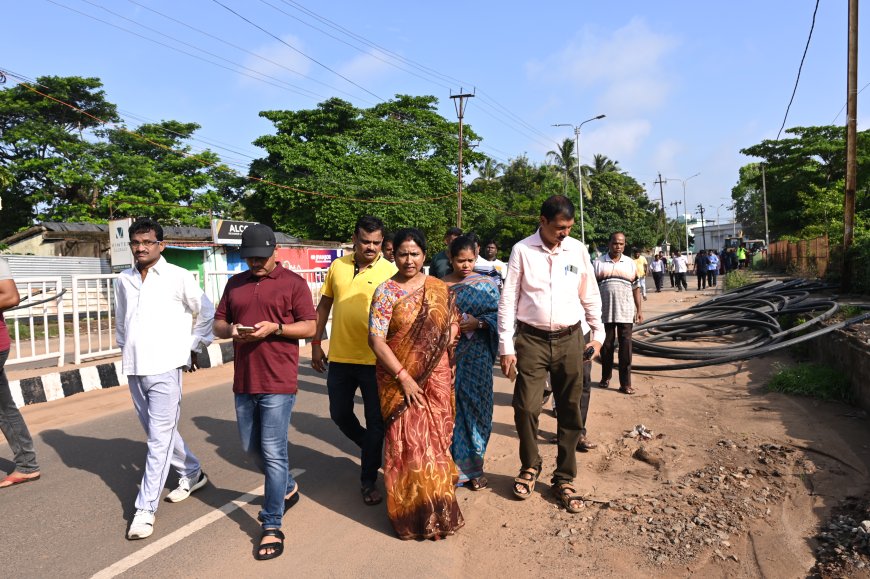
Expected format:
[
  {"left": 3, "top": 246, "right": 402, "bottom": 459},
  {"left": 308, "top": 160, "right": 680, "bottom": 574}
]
[
  {"left": 736, "top": 125, "right": 870, "bottom": 240},
  {"left": 245, "top": 95, "right": 484, "bottom": 244},
  {"left": 0, "top": 75, "right": 243, "bottom": 235},
  {"left": 546, "top": 138, "right": 577, "bottom": 193}
]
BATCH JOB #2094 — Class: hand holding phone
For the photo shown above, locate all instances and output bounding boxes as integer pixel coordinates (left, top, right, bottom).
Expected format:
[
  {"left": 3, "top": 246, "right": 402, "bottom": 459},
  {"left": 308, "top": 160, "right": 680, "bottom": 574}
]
[
  {"left": 583, "top": 346, "right": 595, "bottom": 361},
  {"left": 236, "top": 325, "right": 256, "bottom": 334}
]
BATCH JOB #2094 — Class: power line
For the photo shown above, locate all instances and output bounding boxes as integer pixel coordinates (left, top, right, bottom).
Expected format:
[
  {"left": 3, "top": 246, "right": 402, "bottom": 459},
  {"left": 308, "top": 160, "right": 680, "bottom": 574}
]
[
  {"left": 209, "top": 0, "right": 384, "bottom": 102},
  {"left": 776, "top": 0, "right": 820, "bottom": 140},
  {"left": 832, "top": 80, "right": 870, "bottom": 124}
]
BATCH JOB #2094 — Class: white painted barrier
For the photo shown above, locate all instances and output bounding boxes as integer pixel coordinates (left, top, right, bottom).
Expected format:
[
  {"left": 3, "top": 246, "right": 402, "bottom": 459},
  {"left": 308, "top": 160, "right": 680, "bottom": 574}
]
[{"left": 5, "top": 277, "right": 66, "bottom": 368}]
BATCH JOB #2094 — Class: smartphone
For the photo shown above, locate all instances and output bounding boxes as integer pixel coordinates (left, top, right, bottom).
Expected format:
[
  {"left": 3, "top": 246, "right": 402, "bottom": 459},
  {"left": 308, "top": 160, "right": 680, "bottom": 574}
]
[
  {"left": 583, "top": 346, "right": 595, "bottom": 361},
  {"left": 237, "top": 325, "right": 256, "bottom": 334}
]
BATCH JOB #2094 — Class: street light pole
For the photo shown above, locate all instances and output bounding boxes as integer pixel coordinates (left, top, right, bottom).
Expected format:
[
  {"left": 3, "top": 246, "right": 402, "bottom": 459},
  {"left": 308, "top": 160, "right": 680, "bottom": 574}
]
[
  {"left": 663, "top": 172, "right": 700, "bottom": 253},
  {"left": 553, "top": 114, "right": 606, "bottom": 244},
  {"left": 669, "top": 200, "right": 683, "bottom": 251}
]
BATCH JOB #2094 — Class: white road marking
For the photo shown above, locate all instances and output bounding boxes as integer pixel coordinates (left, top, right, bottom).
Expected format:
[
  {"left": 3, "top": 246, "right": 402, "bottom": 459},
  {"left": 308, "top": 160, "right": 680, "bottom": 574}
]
[{"left": 91, "top": 468, "right": 305, "bottom": 579}]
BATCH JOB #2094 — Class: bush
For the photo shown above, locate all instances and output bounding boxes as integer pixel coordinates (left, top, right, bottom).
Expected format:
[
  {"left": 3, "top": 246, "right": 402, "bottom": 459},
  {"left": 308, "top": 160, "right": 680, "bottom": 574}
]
[
  {"left": 723, "top": 270, "right": 753, "bottom": 291},
  {"left": 766, "top": 362, "right": 852, "bottom": 402}
]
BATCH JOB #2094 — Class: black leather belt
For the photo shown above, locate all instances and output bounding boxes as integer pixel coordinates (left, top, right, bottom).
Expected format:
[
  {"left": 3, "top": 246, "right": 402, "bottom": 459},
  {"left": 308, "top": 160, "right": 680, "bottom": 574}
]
[{"left": 517, "top": 320, "right": 582, "bottom": 341}]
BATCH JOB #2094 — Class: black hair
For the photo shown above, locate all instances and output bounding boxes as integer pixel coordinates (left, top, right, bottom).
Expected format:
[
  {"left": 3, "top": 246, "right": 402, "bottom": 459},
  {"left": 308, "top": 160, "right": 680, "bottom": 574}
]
[
  {"left": 392, "top": 228, "right": 427, "bottom": 255},
  {"left": 540, "top": 195, "right": 575, "bottom": 221},
  {"left": 382, "top": 231, "right": 394, "bottom": 246},
  {"left": 464, "top": 231, "right": 481, "bottom": 248},
  {"left": 445, "top": 226, "right": 463, "bottom": 238},
  {"left": 449, "top": 235, "right": 477, "bottom": 258},
  {"left": 354, "top": 215, "right": 386, "bottom": 237},
  {"left": 610, "top": 231, "right": 627, "bottom": 242},
  {"left": 129, "top": 218, "right": 163, "bottom": 241},
  {"left": 484, "top": 239, "right": 499, "bottom": 248}
]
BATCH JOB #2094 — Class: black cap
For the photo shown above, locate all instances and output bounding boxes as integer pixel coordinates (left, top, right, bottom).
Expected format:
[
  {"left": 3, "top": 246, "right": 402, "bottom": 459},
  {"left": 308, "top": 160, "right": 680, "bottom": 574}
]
[{"left": 240, "top": 224, "right": 276, "bottom": 258}]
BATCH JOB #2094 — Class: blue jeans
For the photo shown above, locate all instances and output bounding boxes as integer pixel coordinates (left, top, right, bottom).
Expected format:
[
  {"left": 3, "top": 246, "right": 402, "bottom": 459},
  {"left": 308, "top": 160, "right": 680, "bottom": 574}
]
[
  {"left": 0, "top": 350, "right": 39, "bottom": 473},
  {"left": 234, "top": 393, "right": 297, "bottom": 529}
]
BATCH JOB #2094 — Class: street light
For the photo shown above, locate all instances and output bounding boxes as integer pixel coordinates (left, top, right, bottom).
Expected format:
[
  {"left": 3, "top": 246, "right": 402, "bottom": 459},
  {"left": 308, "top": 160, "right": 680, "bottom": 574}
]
[
  {"left": 663, "top": 172, "right": 700, "bottom": 253},
  {"left": 553, "top": 114, "right": 606, "bottom": 244}
]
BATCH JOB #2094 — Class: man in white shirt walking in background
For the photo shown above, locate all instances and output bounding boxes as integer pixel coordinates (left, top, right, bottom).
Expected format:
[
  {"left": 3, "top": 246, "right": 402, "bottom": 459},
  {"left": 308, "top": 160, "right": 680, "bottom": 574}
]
[{"left": 115, "top": 218, "right": 215, "bottom": 540}]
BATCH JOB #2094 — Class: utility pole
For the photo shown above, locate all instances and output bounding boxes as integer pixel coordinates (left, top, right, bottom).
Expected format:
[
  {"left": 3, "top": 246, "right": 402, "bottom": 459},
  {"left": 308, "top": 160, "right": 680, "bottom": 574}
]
[
  {"left": 450, "top": 88, "right": 475, "bottom": 228},
  {"left": 843, "top": 0, "right": 858, "bottom": 291},
  {"left": 696, "top": 204, "right": 708, "bottom": 251},
  {"left": 553, "top": 114, "right": 605, "bottom": 244},
  {"left": 669, "top": 200, "right": 683, "bottom": 251},
  {"left": 654, "top": 173, "right": 667, "bottom": 246},
  {"left": 760, "top": 163, "right": 770, "bottom": 248}
]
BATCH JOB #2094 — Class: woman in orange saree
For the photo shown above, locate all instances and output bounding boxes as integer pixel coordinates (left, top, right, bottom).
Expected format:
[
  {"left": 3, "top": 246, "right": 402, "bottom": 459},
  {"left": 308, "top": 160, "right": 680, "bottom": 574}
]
[{"left": 368, "top": 228, "right": 464, "bottom": 540}]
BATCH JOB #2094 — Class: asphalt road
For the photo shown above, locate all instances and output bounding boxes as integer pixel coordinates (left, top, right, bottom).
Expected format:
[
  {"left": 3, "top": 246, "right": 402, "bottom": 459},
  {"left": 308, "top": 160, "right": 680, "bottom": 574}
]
[{"left": 1, "top": 362, "right": 468, "bottom": 578}]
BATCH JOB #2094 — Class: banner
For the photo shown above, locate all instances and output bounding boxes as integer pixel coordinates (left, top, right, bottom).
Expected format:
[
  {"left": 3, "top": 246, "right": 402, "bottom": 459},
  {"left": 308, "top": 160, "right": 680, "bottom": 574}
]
[
  {"left": 109, "top": 218, "right": 133, "bottom": 272},
  {"left": 211, "top": 219, "right": 258, "bottom": 245},
  {"left": 274, "top": 247, "right": 342, "bottom": 271},
  {"left": 307, "top": 249, "right": 341, "bottom": 269}
]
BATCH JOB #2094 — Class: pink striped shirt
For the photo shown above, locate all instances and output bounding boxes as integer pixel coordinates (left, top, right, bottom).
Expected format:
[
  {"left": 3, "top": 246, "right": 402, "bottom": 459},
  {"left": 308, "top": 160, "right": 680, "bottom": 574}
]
[{"left": 498, "top": 231, "right": 604, "bottom": 356}]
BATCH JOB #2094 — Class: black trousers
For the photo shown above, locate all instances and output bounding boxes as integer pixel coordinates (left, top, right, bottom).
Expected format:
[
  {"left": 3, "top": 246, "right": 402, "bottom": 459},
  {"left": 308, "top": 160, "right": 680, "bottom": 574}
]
[
  {"left": 675, "top": 272, "right": 688, "bottom": 290},
  {"left": 513, "top": 327, "right": 584, "bottom": 484},
  {"left": 600, "top": 322, "right": 633, "bottom": 388},
  {"left": 696, "top": 271, "right": 707, "bottom": 290},
  {"left": 326, "top": 362, "right": 385, "bottom": 486},
  {"left": 652, "top": 271, "right": 664, "bottom": 291}
]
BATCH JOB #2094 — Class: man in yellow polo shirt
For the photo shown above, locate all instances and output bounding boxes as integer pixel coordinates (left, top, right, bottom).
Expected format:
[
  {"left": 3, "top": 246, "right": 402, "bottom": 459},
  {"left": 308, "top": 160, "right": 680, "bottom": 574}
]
[{"left": 311, "top": 215, "right": 397, "bottom": 506}]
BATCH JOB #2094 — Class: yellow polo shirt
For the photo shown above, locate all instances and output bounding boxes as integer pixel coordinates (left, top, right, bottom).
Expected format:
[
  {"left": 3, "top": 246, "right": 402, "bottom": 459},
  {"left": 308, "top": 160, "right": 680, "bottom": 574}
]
[{"left": 322, "top": 253, "right": 397, "bottom": 364}]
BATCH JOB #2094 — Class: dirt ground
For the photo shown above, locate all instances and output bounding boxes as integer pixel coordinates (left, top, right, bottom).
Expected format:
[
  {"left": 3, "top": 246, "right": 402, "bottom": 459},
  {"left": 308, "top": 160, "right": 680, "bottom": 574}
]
[{"left": 461, "top": 284, "right": 870, "bottom": 579}]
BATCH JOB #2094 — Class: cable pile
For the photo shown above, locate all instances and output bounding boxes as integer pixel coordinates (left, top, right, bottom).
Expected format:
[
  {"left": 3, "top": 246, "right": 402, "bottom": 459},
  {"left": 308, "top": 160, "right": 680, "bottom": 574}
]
[{"left": 633, "top": 279, "right": 870, "bottom": 370}]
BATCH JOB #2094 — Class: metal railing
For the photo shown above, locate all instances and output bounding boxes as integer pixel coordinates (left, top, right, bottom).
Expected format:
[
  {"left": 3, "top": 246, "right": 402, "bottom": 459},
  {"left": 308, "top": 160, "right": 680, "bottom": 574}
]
[
  {"left": 71, "top": 274, "right": 120, "bottom": 365},
  {"left": 5, "top": 277, "right": 66, "bottom": 367},
  {"left": 205, "top": 269, "right": 329, "bottom": 307}
]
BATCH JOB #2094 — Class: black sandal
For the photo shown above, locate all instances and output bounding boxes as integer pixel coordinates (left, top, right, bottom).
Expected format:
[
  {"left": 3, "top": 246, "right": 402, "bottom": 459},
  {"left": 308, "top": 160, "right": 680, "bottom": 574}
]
[
  {"left": 361, "top": 485, "right": 383, "bottom": 506},
  {"left": 255, "top": 528, "right": 285, "bottom": 561}
]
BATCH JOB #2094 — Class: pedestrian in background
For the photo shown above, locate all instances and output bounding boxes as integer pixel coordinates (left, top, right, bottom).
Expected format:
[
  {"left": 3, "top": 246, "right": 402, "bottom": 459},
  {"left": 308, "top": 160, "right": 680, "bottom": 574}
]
[
  {"left": 667, "top": 251, "right": 676, "bottom": 288},
  {"left": 311, "top": 215, "right": 396, "bottom": 507},
  {"left": 694, "top": 249, "right": 709, "bottom": 290},
  {"left": 706, "top": 249, "right": 720, "bottom": 288},
  {"left": 649, "top": 252, "right": 665, "bottom": 293},
  {"left": 0, "top": 258, "right": 41, "bottom": 489},
  {"left": 673, "top": 251, "right": 689, "bottom": 291},
  {"left": 429, "top": 226, "right": 462, "bottom": 279},
  {"left": 594, "top": 232, "right": 643, "bottom": 395},
  {"left": 115, "top": 218, "right": 214, "bottom": 540},
  {"left": 632, "top": 250, "right": 648, "bottom": 301},
  {"left": 214, "top": 224, "right": 316, "bottom": 560}
]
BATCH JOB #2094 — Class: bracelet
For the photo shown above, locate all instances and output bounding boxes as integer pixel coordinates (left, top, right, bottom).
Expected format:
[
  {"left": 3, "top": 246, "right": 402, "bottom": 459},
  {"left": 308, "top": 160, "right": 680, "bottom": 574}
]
[
  {"left": 311, "top": 339, "right": 322, "bottom": 346},
  {"left": 395, "top": 367, "right": 406, "bottom": 380}
]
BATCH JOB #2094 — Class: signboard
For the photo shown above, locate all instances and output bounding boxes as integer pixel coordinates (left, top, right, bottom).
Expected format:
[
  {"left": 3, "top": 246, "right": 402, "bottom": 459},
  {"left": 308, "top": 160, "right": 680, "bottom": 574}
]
[
  {"left": 274, "top": 248, "right": 342, "bottom": 271},
  {"left": 109, "top": 218, "right": 133, "bottom": 272},
  {"left": 211, "top": 219, "right": 258, "bottom": 246},
  {"left": 307, "top": 249, "right": 341, "bottom": 269}
]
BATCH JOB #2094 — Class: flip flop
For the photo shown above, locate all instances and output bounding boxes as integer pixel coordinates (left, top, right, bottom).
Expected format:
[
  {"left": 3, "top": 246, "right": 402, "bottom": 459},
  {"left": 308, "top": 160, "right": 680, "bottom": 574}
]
[
  {"left": 618, "top": 385, "right": 636, "bottom": 395},
  {"left": 0, "top": 473, "right": 40, "bottom": 488},
  {"left": 361, "top": 485, "right": 383, "bottom": 506},
  {"left": 468, "top": 476, "right": 488, "bottom": 491}
]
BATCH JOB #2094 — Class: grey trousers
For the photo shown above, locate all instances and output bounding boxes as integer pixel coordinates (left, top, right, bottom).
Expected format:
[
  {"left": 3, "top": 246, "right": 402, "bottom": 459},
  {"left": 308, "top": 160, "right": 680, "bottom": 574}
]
[
  {"left": 129, "top": 369, "right": 201, "bottom": 513},
  {"left": 0, "top": 349, "right": 39, "bottom": 473}
]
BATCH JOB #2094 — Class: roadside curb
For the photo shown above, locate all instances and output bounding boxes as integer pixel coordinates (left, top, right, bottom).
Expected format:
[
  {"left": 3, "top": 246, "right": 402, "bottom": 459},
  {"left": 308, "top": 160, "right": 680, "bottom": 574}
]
[{"left": 8, "top": 342, "right": 235, "bottom": 408}]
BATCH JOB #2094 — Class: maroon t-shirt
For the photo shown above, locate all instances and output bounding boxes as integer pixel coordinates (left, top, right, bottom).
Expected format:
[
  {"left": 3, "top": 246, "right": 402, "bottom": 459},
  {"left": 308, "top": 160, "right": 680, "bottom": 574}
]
[{"left": 215, "top": 265, "right": 316, "bottom": 394}]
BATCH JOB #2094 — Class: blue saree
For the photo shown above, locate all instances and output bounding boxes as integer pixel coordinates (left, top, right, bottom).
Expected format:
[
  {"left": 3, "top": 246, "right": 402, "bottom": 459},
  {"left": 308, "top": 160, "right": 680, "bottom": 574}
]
[{"left": 449, "top": 274, "right": 499, "bottom": 483}]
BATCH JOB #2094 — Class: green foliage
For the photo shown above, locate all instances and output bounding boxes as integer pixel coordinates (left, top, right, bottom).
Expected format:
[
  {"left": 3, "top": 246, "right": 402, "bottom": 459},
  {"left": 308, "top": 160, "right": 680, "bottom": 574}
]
[
  {"left": 723, "top": 269, "right": 753, "bottom": 291},
  {"left": 766, "top": 362, "right": 852, "bottom": 402},
  {"left": 734, "top": 125, "right": 870, "bottom": 242},
  {"left": 0, "top": 75, "right": 244, "bottom": 236},
  {"left": 246, "top": 95, "right": 484, "bottom": 245}
]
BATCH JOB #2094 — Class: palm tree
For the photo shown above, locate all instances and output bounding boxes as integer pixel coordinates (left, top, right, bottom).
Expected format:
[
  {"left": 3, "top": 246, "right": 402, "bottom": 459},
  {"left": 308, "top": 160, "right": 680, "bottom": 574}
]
[
  {"left": 582, "top": 154, "right": 623, "bottom": 178},
  {"left": 475, "top": 157, "right": 505, "bottom": 182},
  {"left": 546, "top": 138, "right": 578, "bottom": 193}
]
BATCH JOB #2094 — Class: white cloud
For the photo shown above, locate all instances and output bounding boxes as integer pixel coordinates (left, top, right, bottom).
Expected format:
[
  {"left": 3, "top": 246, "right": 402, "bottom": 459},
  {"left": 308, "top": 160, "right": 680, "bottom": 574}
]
[
  {"left": 583, "top": 119, "right": 652, "bottom": 161},
  {"left": 527, "top": 17, "right": 679, "bottom": 115},
  {"left": 240, "top": 35, "right": 312, "bottom": 86},
  {"left": 336, "top": 49, "right": 394, "bottom": 83}
]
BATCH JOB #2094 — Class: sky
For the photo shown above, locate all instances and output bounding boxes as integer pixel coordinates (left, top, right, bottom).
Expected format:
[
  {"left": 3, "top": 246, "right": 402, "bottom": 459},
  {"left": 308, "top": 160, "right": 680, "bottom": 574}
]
[{"left": 2, "top": 0, "right": 867, "bottom": 226}]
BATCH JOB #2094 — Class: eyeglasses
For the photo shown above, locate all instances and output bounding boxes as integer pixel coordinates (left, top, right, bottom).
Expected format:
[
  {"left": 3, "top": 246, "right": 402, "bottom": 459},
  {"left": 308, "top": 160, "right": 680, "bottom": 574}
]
[{"left": 128, "top": 240, "right": 161, "bottom": 249}]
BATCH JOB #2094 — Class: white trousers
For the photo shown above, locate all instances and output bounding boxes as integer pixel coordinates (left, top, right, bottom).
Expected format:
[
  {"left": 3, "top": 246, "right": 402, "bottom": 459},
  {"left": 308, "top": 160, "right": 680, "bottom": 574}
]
[{"left": 129, "top": 369, "right": 201, "bottom": 513}]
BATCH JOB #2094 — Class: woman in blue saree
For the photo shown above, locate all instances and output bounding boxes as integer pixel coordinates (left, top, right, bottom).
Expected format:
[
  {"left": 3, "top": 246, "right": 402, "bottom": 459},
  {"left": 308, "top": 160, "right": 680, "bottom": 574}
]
[{"left": 442, "top": 235, "right": 500, "bottom": 490}]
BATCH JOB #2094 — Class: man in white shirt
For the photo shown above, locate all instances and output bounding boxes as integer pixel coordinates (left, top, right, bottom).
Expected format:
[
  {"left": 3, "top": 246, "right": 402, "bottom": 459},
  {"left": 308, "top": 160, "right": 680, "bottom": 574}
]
[
  {"left": 482, "top": 239, "right": 508, "bottom": 281},
  {"left": 115, "top": 218, "right": 214, "bottom": 540},
  {"left": 672, "top": 250, "right": 689, "bottom": 291},
  {"left": 498, "top": 195, "right": 604, "bottom": 515}
]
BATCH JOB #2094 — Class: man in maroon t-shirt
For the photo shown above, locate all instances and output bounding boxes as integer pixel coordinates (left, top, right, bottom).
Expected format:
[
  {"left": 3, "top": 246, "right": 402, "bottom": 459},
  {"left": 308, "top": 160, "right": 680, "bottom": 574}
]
[
  {"left": 0, "top": 258, "right": 41, "bottom": 488},
  {"left": 214, "top": 224, "right": 316, "bottom": 561}
]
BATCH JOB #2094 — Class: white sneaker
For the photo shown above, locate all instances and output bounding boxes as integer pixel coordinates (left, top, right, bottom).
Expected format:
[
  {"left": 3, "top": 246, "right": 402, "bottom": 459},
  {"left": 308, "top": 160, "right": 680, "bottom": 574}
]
[
  {"left": 166, "top": 471, "right": 208, "bottom": 503},
  {"left": 127, "top": 509, "right": 155, "bottom": 540}
]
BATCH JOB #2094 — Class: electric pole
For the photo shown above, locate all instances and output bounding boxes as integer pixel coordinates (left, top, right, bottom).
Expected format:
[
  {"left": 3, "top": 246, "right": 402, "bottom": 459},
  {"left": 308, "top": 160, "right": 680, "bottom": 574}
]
[
  {"left": 761, "top": 163, "right": 770, "bottom": 248},
  {"left": 843, "top": 0, "right": 858, "bottom": 291},
  {"left": 450, "top": 88, "right": 475, "bottom": 228},
  {"left": 696, "top": 204, "right": 708, "bottom": 251},
  {"left": 669, "top": 200, "right": 683, "bottom": 251},
  {"left": 654, "top": 173, "right": 667, "bottom": 245}
]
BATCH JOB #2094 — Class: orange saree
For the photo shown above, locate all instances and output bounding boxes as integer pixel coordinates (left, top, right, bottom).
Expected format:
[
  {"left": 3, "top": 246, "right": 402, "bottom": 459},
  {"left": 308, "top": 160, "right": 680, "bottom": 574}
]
[{"left": 372, "top": 276, "right": 464, "bottom": 540}]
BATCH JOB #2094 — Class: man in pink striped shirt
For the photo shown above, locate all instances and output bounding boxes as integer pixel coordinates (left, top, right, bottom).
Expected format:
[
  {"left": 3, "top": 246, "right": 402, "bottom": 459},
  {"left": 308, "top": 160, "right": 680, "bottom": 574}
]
[{"left": 498, "top": 195, "right": 604, "bottom": 514}]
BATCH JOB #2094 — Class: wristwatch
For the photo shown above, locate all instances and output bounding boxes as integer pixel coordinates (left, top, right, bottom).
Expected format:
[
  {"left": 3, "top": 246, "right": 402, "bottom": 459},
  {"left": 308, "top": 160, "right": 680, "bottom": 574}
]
[
  {"left": 477, "top": 319, "right": 485, "bottom": 329},
  {"left": 275, "top": 323, "right": 284, "bottom": 336}
]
